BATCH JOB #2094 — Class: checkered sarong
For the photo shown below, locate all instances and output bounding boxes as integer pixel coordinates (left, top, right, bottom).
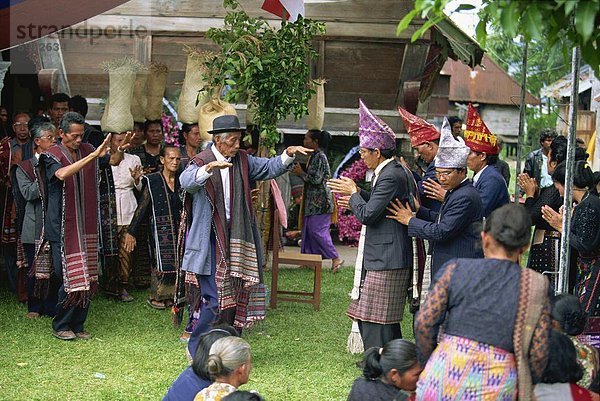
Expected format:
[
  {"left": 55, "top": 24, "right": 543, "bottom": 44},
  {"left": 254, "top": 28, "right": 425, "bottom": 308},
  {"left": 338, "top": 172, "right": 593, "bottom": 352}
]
[{"left": 346, "top": 268, "right": 410, "bottom": 324}]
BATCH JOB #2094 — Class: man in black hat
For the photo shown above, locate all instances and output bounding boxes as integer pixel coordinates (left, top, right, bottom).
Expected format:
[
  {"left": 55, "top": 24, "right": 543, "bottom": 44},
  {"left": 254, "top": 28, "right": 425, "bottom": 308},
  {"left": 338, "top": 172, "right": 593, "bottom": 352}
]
[{"left": 180, "top": 115, "right": 312, "bottom": 352}]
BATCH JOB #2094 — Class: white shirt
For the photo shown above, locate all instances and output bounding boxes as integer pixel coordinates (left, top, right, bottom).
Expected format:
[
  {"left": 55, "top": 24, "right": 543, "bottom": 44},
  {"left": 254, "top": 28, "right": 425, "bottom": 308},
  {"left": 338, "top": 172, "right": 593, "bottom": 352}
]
[
  {"left": 540, "top": 153, "right": 553, "bottom": 188},
  {"left": 472, "top": 165, "right": 488, "bottom": 185},
  {"left": 196, "top": 147, "right": 295, "bottom": 221},
  {"left": 111, "top": 153, "right": 143, "bottom": 225}
]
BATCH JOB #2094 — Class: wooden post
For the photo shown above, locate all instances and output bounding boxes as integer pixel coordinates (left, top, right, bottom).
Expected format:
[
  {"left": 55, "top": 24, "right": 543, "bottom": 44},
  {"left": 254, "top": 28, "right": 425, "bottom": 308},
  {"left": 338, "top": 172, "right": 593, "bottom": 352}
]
[
  {"left": 514, "top": 41, "right": 528, "bottom": 202},
  {"left": 557, "top": 46, "right": 580, "bottom": 294}
]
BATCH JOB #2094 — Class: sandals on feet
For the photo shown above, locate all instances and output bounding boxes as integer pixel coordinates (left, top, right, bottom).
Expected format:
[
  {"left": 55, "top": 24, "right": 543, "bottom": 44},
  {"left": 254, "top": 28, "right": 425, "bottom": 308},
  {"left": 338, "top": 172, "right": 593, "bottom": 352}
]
[{"left": 147, "top": 299, "right": 166, "bottom": 310}]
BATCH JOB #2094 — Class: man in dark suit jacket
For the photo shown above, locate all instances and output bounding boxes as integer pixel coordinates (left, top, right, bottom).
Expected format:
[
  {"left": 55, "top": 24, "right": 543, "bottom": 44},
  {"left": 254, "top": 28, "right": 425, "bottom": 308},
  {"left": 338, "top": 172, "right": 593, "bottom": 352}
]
[
  {"left": 388, "top": 118, "right": 483, "bottom": 277},
  {"left": 329, "top": 99, "right": 413, "bottom": 349}
]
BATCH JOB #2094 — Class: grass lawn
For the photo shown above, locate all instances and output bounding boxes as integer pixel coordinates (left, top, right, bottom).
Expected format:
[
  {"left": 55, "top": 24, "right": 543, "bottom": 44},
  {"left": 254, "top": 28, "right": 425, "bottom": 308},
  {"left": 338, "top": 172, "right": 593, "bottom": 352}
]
[{"left": 0, "top": 266, "right": 415, "bottom": 401}]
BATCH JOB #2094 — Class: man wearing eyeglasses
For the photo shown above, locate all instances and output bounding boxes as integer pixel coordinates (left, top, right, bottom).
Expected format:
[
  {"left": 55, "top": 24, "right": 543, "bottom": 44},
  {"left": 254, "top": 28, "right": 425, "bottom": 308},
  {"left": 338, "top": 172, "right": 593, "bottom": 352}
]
[
  {"left": 388, "top": 118, "right": 483, "bottom": 277},
  {"left": 15, "top": 122, "right": 58, "bottom": 319},
  {"left": 328, "top": 100, "right": 414, "bottom": 349}
]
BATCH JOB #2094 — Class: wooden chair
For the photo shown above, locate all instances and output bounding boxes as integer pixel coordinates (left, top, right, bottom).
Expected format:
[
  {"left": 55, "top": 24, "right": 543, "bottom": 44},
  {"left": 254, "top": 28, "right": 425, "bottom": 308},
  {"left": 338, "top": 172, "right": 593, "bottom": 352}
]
[{"left": 270, "top": 209, "right": 322, "bottom": 311}]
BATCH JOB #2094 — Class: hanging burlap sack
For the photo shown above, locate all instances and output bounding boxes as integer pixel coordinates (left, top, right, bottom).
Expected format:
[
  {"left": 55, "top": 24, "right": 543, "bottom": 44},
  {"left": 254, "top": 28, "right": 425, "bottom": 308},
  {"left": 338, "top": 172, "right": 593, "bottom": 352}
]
[
  {"left": 198, "top": 98, "right": 237, "bottom": 141},
  {"left": 100, "top": 58, "right": 141, "bottom": 133},
  {"left": 246, "top": 96, "right": 258, "bottom": 126},
  {"left": 307, "top": 78, "right": 326, "bottom": 130},
  {"left": 178, "top": 47, "right": 211, "bottom": 124},
  {"left": 131, "top": 68, "right": 149, "bottom": 123},
  {"left": 145, "top": 62, "right": 169, "bottom": 121}
]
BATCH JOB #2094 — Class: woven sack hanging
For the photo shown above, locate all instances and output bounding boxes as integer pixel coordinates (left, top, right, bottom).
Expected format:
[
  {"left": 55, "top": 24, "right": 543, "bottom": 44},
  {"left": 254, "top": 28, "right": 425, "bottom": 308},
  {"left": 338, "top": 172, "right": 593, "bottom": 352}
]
[
  {"left": 307, "top": 79, "right": 326, "bottom": 130},
  {"left": 198, "top": 98, "right": 237, "bottom": 142},
  {"left": 178, "top": 47, "right": 211, "bottom": 124},
  {"left": 131, "top": 68, "right": 149, "bottom": 123},
  {"left": 100, "top": 58, "right": 141, "bottom": 133},
  {"left": 145, "top": 62, "right": 169, "bottom": 121}
]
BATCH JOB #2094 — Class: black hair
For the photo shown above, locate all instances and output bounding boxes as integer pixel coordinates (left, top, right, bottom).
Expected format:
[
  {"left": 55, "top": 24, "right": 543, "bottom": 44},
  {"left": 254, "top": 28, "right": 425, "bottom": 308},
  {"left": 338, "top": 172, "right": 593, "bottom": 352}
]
[
  {"left": 539, "top": 128, "right": 558, "bottom": 143},
  {"left": 191, "top": 325, "right": 239, "bottom": 379},
  {"left": 448, "top": 116, "right": 462, "bottom": 126},
  {"left": 551, "top": 161, "right": 597, "bottom": 190},
  {"left": 551, "top": 294, "right": 587, "bottom": 336},
  {"left": 59, "top": 112, "right": 85, "bottom": 133},
  {"left": 379, "top": 148, "right": 397, "bottom": 159},
  {"left": 159, "top": 145, "right": 180, "bottom": 158},
  {"left": 541, "top": 330, "right": 583, "bottom": 384},
  {"left": 483, "top": 204, "right": 531, "bottom": 252},
  {"left": 69, "top": 95, "right": 88, "bottom": 117},
  {"left": 144, "top": 119, "right": 163, "bottom": 133},
  {"left": 28, "top": 115, "right": 51, "bottom": 132},
  {"left": 486, "top": 154, "right": 498, "bottom": 166},
  {"left": 49, "top": 93, "right": 70, "bottom": 107},
  {"left": 222, "top": 391, "right": 265, "bottom": 401},
  {"left": 361, "top": 339, "right": 417, "bottom": 380},
  {"left": 308, "top": 129, "right": 332, "bottom": 151},
  {"left": 180, "top": 123, "right": 198, "bottom": 135},
  {"left": 549, "top": 136, "right": 588, "bottom": 166}
]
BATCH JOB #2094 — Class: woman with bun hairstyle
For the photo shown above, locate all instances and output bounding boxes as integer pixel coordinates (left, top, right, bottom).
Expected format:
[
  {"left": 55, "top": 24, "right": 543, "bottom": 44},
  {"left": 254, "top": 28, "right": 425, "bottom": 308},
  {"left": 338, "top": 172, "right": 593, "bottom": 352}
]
[
  {"left": 551, "top": 294, "right": 598, "bottom": 390},
  {"left": 543, "top": 161, "right": 600, "bottom": 340},
  {"left": 347, "top": 339, "right": 422, "bottom": 401},
  {"left": 414, "top": 203, "right": 552, "bottom": 400},
  {"left": 194, "top": 337, "right": 252, "bottom": 401},
  {"left": 291, "top": 129, "right": 344, "bottom": 272}
]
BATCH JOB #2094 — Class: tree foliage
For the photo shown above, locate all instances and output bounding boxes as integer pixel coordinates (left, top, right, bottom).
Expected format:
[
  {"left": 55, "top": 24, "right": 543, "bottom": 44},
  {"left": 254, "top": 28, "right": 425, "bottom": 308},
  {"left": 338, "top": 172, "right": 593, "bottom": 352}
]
[
  {"left": 398, "top": 0, "right": 600, "bottom": 76},
  {"left": 203, "top": 1, "right": 325, "bottom": 150}
]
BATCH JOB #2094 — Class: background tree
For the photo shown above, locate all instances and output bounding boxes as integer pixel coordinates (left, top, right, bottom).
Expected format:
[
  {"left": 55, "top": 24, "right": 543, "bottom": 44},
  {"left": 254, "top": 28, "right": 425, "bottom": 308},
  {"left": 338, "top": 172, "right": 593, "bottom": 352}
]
[{"left": 202, "top": 0, "right": 325, "bottom": 254}]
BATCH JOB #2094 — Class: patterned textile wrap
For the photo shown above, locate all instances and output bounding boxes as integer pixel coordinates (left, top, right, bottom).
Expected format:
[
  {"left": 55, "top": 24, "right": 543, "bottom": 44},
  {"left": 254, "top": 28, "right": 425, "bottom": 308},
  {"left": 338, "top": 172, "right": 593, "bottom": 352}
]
[
  {"left": 13, "top": 160, "right": 34, "bottom": 271},
  {"left": 0, "top": 139, "right": 17, "bottom": 245},
  {"left": 173, "top": 191, "right": 190, "bottom": 326},
  {"left": 191, "top": 149, "right": 266, "bottom": 328},
  {"left": 177, "top": 46, "right": 211, "bottom": 124},
  {"left": 513, "top": 267, "right": 551, "bottom": 401},
  {"left": 307, "top": 78, "right": 326, "bottom": 130},
  {"left": 346, "top": 269, "right": 411, "bottom": 325},
  {"left": 98, "top": 162, "right": 120, "bottom": 296},
  {"left": 416, "top": 334, "right": 517, "bottom": 400},
  {"left": 145, "top": 172, "right": 180, "bottom": 274},
  {"left": 578, "top": 255, "right": 600, "bottom": 335},
  {"left": 43, "top": 143, "right": 99, "bottom": 307}
]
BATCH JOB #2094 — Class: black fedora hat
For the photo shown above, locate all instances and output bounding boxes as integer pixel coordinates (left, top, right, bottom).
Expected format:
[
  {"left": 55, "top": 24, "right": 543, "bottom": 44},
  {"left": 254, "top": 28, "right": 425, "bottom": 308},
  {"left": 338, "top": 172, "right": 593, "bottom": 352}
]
[{"left": 208, "top": 115, "right": 245, "bottom": 134}]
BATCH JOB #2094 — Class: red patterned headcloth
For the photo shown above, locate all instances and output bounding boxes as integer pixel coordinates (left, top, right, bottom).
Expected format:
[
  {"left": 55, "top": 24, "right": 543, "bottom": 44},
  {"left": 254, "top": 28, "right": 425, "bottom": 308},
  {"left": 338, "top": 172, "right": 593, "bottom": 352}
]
[
  {"left": 358, "top": 98, "right": 396, "bottom": 150},
  {"left": 464, "top": 103, "right": 499, "bottom": 155},
  {"left": 397, "top": 106, "right": 440, "bottom": 147}
]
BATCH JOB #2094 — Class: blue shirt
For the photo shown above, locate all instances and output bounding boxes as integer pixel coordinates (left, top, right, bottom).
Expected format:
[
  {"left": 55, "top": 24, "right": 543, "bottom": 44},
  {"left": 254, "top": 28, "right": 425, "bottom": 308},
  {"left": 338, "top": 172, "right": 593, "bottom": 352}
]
[{"left": 163, "top": 367, "right": 210, "bottom": 401}]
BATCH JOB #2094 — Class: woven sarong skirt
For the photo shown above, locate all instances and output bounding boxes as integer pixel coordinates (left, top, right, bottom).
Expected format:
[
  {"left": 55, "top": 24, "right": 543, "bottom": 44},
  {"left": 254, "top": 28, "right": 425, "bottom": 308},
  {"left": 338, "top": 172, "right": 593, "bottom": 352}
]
[
  {"left": 346, "top": 268, "right": 410, "bottom": 325},
  {"left": 416, "top": 334, "right": 517, "bottom": 401},
  {"left": 301, "top": 213, "right": 339, "bottom": 260}
]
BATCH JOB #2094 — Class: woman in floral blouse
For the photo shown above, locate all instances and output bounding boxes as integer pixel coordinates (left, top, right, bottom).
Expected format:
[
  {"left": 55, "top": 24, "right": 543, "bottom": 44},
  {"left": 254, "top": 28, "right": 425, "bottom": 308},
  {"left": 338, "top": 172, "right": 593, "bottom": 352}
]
[{"left": 291, "top": 130, "right": 343, "bottom": 272}]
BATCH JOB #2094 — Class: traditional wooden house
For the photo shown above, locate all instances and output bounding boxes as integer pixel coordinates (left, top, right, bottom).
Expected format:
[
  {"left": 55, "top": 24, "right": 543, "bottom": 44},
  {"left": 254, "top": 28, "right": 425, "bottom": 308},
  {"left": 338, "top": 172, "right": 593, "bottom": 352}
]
[{"left": 1, "top": 0, "right": 483, "bottom": 147}]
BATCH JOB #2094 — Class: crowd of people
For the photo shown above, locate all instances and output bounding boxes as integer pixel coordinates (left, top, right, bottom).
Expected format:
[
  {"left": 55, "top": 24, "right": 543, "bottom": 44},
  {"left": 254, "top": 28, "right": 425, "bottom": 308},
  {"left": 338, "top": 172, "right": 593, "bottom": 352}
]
[{"left": 0, "top": 88, "right": 599, "bottom": 401}]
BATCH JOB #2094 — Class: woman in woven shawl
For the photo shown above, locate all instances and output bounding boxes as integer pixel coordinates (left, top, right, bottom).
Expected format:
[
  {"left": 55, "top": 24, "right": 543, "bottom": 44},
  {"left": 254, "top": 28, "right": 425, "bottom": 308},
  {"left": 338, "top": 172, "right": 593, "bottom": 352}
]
[
  {"left": 542, "top": 161, "right": 600, "bottom": 347},
  {"left": 124, "top": 146, "right": 182, "bottom": 310},
  {"left": 413, "top": 204, "right": 552, "bottom": 401},
  {"left": 291, "top": 129, "right": 343, "bottom": 272}
]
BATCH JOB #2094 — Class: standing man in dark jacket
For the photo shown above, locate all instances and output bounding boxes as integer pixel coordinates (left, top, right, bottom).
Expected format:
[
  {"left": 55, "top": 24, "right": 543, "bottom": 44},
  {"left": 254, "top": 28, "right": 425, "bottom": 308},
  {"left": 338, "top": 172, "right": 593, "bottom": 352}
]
[
  {"left": 388, "top": 118, "right": 483, "bottom": 277},
  {"left": 523, "top": 128, "right": 557, "bottom": 188},
  {"left": 329, "top": 99, "right": 413, "bottom": 349}
]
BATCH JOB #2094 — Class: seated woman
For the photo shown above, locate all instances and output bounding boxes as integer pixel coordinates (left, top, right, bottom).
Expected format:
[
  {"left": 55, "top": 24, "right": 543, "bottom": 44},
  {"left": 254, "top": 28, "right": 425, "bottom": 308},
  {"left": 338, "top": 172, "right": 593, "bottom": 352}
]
[
  {"left": 194, "top": 337, "right": 252, "bottom": 401},
  {"left": 347, "top": 339, "right": 422, "bottom": 401},
  {"left": 534, "top": 330, "right": 600, "bottom": 401},
  {"left": 414, "top": 203, "right": 552, "bottom": 400},
  {"left": 164, "top": 326, "right": 238, "bottom": 401},
  {"left": 551, "top": 294, "right": 598, "bottom": 390}
]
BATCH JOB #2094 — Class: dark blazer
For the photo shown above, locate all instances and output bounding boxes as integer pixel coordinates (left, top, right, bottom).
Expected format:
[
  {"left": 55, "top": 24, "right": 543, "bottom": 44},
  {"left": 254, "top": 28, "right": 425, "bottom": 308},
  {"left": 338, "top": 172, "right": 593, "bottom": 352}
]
[
  {"left": 474, "top": 165, "right": 510, "bottom": 218},
  {"left": 348, "top": 159, "right": 413, "bottom": 270},
  {"left": 408, "top": 179, "right": 483, "bottom": 276},
  {"left": 417, "top": 161, "right": 442, "bottom": 212}
]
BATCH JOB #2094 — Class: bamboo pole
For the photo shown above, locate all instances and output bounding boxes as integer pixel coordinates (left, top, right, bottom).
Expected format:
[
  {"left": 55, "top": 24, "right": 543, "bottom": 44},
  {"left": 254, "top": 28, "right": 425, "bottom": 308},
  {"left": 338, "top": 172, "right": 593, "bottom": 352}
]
[{"left": 556, "top": 46, "right": 580, "bottom": 295}]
